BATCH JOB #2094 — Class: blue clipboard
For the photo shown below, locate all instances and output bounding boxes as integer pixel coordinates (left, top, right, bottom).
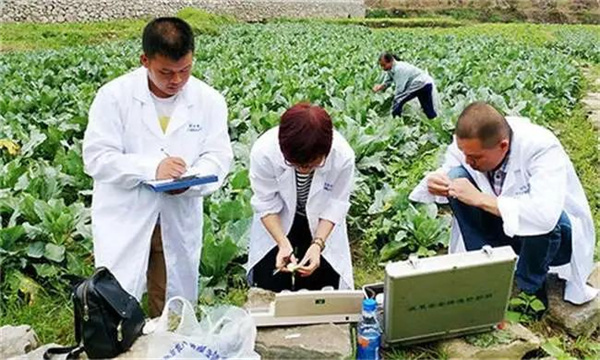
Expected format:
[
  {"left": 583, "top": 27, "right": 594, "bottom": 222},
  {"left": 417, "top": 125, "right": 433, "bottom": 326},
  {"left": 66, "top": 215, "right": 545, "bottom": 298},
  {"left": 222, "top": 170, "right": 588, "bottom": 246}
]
[{"left": 144, "top": 174, "right": 218, "bottom": 193}]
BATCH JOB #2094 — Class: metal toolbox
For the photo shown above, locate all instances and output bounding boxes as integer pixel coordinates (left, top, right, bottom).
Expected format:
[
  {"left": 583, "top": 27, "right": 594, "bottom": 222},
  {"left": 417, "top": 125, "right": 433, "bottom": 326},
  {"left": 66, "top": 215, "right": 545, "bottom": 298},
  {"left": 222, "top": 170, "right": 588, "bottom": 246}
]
[{"left": 383, "top": 245, "right": 517, "bottom": 345}]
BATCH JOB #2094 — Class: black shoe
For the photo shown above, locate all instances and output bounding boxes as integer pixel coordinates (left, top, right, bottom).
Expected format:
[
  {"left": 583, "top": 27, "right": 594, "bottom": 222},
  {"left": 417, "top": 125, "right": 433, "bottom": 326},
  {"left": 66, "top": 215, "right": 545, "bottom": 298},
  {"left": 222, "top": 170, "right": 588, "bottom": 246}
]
[
  {"left": 535, "top": 281, "right": 548, "bottom": 309},
  {"left": 532, "top": 281, "right": 549, "bottom": 319}
]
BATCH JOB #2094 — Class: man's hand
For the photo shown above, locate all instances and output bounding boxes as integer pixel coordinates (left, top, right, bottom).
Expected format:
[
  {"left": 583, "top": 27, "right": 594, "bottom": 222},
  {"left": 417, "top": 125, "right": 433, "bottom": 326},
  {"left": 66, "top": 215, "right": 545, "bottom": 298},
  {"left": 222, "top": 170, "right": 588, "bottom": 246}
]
[
  {"left": 448, "top": 178, "right": 483, "bottom": 207},
  {"left": 372, "top": 84, "right": 384, "bottom": 93},
  {"left": 297, "top": 244, "right": 321, "bottom": 277},
  {"left": 427, "top": 171, "right": 451, "bottom": 197},
  {"left": 275, "top": 242, "right": 298, "bottom": 273},
  {"left": 156, "top": 157, "right": 187, "bottom": 180}
]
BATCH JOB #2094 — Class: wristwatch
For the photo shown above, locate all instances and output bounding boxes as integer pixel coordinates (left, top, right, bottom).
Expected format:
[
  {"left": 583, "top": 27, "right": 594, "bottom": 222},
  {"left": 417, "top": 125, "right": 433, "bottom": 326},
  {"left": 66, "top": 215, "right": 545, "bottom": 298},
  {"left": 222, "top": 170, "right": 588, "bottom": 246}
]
[{"left": 311, "top": 237, "right": 325, "bottom": 251}]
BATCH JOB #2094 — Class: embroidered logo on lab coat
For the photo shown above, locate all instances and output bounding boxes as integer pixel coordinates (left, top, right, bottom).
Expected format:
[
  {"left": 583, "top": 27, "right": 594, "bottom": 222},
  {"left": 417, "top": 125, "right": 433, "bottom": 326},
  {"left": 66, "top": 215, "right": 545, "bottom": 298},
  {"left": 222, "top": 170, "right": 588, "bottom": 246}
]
[
  {"left": 324, "top": 182, "right": 334, "bottom": 191},
  {"left": 516, "top": 183, "right": 531, "bottom": 195},
  {"left": 187, "top": 123, "right": 202, "bottom": 132}
]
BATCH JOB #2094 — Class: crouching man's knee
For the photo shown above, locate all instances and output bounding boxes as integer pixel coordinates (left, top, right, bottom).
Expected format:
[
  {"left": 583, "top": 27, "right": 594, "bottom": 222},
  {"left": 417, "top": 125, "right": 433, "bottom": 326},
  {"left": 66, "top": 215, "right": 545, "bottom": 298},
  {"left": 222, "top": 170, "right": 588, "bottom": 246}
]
[{"left": 448, "top": 166, "right": 470, "bottom": 181}]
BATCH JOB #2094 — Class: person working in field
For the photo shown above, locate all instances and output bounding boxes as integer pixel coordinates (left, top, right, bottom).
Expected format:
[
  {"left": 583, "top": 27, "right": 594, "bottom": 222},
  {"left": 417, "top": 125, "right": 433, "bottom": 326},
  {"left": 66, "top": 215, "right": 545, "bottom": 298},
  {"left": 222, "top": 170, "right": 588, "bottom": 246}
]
[
  {"left": 83, "top": 17, "right": 233, "bottom": 317},
  {"left": 373, "top": 52, "right": 438, "bottom": 119},
  {"left": 247, "top": 103, "right": 356, "bottom": 292},
  {"left": 409, "top": 101, "right": 598, "bottom": 307}
]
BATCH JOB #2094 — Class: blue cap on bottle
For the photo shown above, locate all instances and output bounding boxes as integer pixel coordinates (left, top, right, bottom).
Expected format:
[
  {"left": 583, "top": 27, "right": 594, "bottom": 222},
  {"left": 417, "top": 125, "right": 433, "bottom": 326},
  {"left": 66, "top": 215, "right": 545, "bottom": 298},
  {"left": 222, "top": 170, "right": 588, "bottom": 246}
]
[{"left": 363, "top": 298, "right": 377, "bottom": 311}]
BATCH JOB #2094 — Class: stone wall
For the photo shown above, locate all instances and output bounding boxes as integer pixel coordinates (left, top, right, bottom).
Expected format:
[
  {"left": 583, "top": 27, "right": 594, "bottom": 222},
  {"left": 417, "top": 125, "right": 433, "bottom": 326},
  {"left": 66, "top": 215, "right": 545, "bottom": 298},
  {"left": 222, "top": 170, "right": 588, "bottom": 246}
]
[{"left": 0, "top": 0, "right": 366, "bottom": 23}]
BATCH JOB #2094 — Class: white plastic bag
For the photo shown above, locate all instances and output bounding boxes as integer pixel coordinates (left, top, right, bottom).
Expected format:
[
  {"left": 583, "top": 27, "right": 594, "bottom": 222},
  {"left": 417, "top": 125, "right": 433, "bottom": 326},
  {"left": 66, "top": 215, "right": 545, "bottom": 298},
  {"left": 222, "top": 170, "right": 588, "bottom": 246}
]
[{"left": 141, "top": 296, "right": 260, "bottom": 360}]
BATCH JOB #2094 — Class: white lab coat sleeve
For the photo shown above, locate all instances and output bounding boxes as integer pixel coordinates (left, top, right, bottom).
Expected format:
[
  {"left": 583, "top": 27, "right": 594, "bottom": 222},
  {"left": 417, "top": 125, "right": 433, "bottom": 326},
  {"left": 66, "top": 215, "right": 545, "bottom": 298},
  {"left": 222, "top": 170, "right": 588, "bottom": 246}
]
[
  {"left": 184, "top": 95, "right": 233, "bottom": 197},
  {"left": 319, "top": 155, "right": 355, "bottom": 225},
  {"left": 409, "top": 140, "right": 463, "bottom": 204},
  {"left": 249, "top": 148, "right": 284, "bottom": 218},
  {"left": 83, "top": 88, "right": 162, "bottom": 189},
  {"left": 497, "top": 143, "right": 567, "bottom": 237}
]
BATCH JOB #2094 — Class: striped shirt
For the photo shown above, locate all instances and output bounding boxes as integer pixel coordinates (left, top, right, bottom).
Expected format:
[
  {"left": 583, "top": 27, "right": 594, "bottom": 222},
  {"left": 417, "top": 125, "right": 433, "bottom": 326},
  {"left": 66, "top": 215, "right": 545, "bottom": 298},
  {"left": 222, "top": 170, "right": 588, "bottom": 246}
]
[{"left": 295, "top": 170, "right": 314, "bottom": 216}]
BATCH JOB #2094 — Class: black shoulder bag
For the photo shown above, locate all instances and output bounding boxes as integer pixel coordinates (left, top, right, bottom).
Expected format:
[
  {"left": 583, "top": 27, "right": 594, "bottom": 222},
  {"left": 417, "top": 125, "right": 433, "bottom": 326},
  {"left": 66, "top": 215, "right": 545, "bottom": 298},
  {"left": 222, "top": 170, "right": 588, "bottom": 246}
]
[{"left": 44, "top": 267, "right": 145, "bottom": 359}]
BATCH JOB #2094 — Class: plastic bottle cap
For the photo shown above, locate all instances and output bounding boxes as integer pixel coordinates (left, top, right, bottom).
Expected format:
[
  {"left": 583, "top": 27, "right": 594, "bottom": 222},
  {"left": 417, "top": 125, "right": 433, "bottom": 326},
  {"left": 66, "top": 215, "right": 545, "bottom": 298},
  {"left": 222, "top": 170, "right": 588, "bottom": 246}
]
[{"left": 363, "top": 298, "right": 377, "bottom": 311}]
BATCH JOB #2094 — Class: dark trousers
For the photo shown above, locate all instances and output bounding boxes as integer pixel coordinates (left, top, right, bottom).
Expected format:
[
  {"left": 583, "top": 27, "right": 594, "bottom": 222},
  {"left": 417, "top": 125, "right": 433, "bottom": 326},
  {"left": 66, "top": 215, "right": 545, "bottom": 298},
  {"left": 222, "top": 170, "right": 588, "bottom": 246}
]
[
  {"left": 447, "top": 166, "right": 572, "bottom": 294},
  {"left": 251, "top": 214, "right": 340, "bottom": 292},
  {"left": 392, "top": 83, "right": 437, "bottom": 119}
]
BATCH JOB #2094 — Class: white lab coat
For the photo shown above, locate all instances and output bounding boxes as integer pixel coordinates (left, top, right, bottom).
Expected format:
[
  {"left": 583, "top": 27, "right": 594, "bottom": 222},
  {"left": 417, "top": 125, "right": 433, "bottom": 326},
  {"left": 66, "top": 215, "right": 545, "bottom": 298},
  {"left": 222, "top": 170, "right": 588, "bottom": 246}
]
[
  {"left": 246, "top": 127, "right": 355, "bottom": 290},
  {"left": 409, "top": 116, "right": 598, "bottom": 304},
  {"left": 83, "top": 67, "right": 233, "bottom": 301}
]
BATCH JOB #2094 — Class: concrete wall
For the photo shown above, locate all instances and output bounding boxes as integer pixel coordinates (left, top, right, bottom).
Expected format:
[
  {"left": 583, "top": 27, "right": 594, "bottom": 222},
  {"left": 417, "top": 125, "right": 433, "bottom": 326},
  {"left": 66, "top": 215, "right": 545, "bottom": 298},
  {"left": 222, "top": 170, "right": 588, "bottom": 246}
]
[{"left": 0, "top": 0, "right": 366, "bottom": 23}]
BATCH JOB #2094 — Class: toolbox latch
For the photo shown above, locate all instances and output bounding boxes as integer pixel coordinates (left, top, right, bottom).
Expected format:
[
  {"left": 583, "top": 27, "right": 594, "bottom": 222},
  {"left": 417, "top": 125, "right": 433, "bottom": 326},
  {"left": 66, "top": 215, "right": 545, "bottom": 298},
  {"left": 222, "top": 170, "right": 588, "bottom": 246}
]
[
  {"left": 408, "top": 253, "right": 420, "bottom": 269},
  {"left": 482, "top": 245, "right": 493, "bottom": 257}
]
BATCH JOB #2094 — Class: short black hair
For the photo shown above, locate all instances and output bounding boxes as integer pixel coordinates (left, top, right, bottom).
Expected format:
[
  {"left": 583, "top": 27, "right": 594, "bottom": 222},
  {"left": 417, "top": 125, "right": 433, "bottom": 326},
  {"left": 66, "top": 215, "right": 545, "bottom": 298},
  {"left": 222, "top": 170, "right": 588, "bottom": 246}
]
[
  {"left": 456, "top": 101, "right": 511, "bottom": 148},
  {"left": 379, "top": 52, "right": 400, "bottom": 63},
  {"left": 142, "top": 17, "right": 194, "bottom": 60}
]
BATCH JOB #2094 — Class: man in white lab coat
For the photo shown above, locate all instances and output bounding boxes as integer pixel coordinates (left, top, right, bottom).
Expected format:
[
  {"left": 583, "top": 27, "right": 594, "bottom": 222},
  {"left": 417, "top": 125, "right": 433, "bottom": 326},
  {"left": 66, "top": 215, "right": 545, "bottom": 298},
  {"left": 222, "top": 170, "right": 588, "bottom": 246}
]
[
  {"left": 410, "top": 102, "right": 597, "bottom": 306},
  {"left": 83, "top": 17, "right": 233, "bottom": 317}
]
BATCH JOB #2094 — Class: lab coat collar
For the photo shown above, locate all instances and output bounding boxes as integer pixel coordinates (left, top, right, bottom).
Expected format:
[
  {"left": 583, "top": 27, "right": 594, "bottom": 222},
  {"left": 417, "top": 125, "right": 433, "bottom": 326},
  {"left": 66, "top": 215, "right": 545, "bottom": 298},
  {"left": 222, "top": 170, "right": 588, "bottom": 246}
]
[
  {"left": 133, "top": 67, "right": 195, "bottom": 138},
  {"left": 132, "top": 67, "right": 194, "bottom": 108}
]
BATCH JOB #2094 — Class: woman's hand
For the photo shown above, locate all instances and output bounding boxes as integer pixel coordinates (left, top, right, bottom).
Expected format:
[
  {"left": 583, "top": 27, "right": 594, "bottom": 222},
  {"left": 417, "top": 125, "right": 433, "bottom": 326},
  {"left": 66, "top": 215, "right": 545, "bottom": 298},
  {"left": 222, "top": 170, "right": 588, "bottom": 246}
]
[
  {"left": 297, "top": 244, "right": 321, "bottom": 277},
  {"left": 275, "top": 242, "right": 297, "bottom": 272}
]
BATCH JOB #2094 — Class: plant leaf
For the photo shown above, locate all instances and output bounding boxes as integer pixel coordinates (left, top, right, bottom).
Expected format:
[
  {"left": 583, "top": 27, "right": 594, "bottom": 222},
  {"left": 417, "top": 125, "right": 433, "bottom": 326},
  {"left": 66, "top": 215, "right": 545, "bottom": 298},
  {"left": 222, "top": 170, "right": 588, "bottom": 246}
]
[
  {"left": 44, "top": 243, "right": 65, "bottom": 262},
  {"left": 27, "top": 241, "right": 45, "bottom": 259}
]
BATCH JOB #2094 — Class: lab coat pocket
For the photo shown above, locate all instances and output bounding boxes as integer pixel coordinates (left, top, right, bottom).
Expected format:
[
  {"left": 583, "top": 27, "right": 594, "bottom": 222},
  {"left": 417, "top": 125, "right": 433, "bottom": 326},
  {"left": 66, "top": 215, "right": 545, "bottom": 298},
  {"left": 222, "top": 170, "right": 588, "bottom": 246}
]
[{"left": 92, "top": 184, "right": 136, "bottom": 216}]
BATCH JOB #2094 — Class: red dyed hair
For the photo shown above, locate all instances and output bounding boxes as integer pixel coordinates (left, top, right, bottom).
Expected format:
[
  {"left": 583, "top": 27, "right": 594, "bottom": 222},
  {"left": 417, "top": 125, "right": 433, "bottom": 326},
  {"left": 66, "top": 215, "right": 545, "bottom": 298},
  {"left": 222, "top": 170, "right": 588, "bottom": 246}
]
[{"left": 278, "top": 103, "right": 333, "bottom": 165}]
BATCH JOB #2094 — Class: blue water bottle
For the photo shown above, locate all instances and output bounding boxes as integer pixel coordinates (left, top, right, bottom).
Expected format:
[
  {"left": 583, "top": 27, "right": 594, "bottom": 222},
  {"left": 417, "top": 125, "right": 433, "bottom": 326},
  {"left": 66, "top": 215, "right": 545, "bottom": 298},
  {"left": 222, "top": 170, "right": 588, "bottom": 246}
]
[{"left": 357, "top": 298, "right": 381, "bottom": 360}]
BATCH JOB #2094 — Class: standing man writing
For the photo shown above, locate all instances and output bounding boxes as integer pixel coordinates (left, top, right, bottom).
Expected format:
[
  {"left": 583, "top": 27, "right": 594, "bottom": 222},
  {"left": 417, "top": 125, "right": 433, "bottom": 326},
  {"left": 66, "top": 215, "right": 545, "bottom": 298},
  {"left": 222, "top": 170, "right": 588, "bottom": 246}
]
[
  {"left": 83, "top": 17, "right": 233, "bottom": 317},
  {"left": 410, "top": 102, "right": 597, "bottom": 306}
]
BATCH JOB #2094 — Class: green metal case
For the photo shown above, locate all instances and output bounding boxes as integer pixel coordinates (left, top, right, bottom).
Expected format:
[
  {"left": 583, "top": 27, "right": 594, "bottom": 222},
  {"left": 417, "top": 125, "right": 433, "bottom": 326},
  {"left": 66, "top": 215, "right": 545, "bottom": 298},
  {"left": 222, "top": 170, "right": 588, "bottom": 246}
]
[{"left": 383, "top": 246, "right": 517, "bottom": 345}]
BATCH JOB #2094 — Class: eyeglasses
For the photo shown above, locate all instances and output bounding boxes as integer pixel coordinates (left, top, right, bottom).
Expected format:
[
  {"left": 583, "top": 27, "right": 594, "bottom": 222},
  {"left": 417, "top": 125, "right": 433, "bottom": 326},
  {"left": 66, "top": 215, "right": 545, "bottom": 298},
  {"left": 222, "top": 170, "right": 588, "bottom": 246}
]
[{"left": 284, "top": 157, "right": 326, "bottom": 170}]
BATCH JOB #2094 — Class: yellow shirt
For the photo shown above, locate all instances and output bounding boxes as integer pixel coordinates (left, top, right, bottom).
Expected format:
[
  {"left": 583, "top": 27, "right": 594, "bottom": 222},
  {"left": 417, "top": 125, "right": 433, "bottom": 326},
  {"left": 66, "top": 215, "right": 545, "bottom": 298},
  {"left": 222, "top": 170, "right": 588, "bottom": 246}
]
[
  {"left": 151, "top": 92, "right": 178, "bottom": 134},
  {"left": 158, "top": 115, "right": 170, "bottom": 134}
]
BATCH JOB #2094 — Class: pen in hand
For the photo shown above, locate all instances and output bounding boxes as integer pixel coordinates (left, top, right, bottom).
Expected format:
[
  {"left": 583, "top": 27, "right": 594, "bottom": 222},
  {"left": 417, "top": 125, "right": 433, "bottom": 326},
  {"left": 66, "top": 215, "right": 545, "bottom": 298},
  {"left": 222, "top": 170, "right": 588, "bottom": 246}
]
[
  {"left": 160, "top": 148, "right": 171, "bottom": 158},
  {"left": 158, "top": 148, "right": 188, "bottom": 179}
]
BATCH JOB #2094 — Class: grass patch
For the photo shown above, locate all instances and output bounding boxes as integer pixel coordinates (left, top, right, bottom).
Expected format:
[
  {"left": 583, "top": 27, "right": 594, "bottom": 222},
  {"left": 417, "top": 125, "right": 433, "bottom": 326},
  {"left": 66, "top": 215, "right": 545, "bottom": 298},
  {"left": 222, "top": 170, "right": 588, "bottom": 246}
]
[
  {"left": 271, "top": 16, "right": 464, "bottom": 28},
  {"left": 552, "top": 103, "right": 600, "bottom": 260},
  {"left": 0, "top": 282, "right": 250, "bottom": 346},
  {"left": 0, "top": 8, "right": 235, "bottom": 52},
  {"left": 0, "top": 19, "right": 147, "bottom": 52},
  {"left": 367, "top": 7, "right": 527, "bottom": 23},
  {"left": 365, "top": 6, "right": 600, "bottom": 25},
  {"left": 332, "top": 17, "right": 464, "bottom": 28},
  {"left": 1, "top": 294, "right": 75, "bottom": 345},
  {"left": 176, "top": 7, "right": 236, "bottom": 36},
  {"left": 353, "top": 248, "right": 385, "bottom": 288}
]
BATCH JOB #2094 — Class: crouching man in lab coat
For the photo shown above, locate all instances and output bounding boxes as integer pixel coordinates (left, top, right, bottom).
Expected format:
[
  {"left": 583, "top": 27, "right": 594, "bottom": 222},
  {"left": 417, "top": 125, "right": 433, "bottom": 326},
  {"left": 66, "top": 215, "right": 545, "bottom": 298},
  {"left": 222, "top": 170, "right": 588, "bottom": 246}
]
[
  {"left": 247, "top": 103, "right": 356, "bottom": 291},
  {"left": 410, "top": 101, "right": 597, "bottom": 306},
  {"left": 83, "top": 17, "right": 233, "bottom": 317}
]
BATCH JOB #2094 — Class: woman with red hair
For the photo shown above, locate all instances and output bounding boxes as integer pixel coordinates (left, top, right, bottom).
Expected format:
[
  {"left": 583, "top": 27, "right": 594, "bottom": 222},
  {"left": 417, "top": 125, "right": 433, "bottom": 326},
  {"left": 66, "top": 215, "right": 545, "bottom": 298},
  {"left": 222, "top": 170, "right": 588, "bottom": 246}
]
[{"left": 247, "top": 103, "right": 356, "bottom": 291}]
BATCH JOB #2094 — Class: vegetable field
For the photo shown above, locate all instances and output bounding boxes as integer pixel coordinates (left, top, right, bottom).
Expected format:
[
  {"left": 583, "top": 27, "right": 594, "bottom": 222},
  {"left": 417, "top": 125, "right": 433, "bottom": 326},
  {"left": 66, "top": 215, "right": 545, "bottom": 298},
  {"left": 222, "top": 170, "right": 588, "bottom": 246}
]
[{"left": 1, "top": 21, "right": 599, "bottom": 351}]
